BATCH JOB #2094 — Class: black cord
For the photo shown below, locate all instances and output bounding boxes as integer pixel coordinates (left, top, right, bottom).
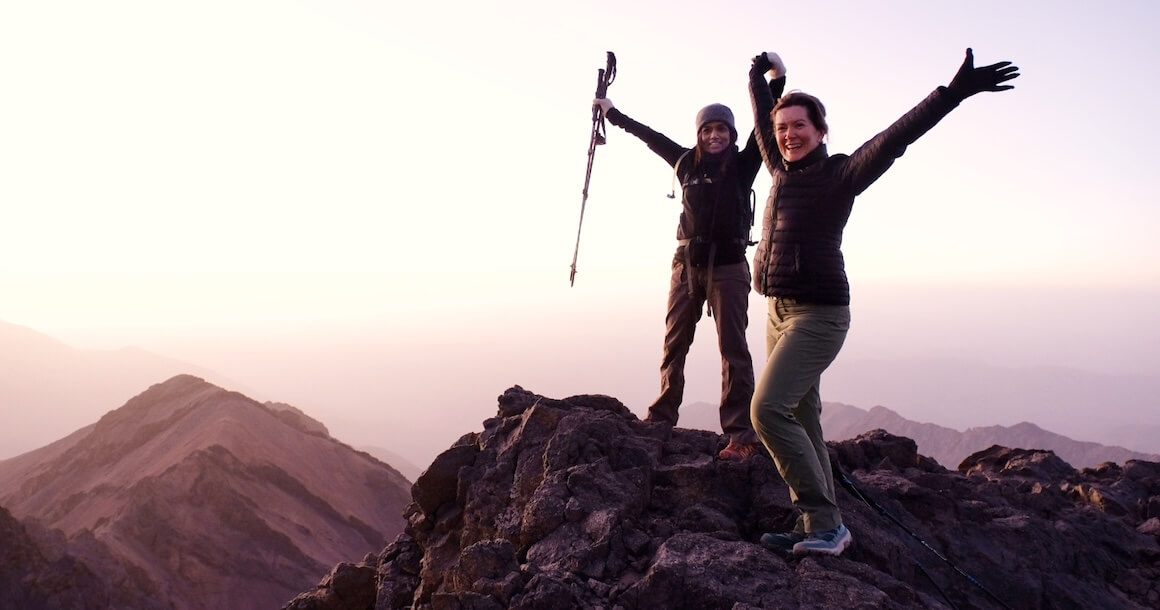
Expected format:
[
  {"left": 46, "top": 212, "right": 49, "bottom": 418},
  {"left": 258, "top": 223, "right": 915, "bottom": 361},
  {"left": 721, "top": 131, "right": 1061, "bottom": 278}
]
[{"left": 833, "top": 463, "right": 1014, "bottom": 610}]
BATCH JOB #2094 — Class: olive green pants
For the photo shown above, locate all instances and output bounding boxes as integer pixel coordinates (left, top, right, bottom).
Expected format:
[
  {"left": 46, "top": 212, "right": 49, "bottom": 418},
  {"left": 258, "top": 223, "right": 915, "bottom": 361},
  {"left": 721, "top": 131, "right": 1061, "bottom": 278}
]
[{"left": 751, "top": 297, "right": 850, "bottom": 533}]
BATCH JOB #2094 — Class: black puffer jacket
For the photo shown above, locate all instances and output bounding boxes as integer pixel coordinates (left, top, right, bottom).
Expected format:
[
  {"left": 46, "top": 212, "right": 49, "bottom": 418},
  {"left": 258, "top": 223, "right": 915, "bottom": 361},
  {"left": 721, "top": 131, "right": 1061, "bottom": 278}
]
[
  {"left": 748, "top": 63, "right": 962, "bottom": 304},
  {"left": 606, "top": 93, "right": 780, "bottom": 267}
]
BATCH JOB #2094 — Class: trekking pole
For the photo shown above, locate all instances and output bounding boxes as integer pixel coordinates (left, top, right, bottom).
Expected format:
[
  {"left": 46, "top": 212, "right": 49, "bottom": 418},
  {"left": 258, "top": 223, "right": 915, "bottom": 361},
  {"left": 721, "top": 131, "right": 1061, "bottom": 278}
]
[
  {"left": 569, "top": 51, "right": 616, "bottom": 286},
  {"left": 831, "top": 462, "right": 1015, "bottom": 610}
]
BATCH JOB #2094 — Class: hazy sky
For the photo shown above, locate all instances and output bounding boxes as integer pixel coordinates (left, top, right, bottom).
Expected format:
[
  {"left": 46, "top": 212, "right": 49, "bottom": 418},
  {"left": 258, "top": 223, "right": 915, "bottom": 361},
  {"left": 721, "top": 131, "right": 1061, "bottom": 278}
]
[{"left": 2, "top": 1, "right": 1159, "bottom": 466}]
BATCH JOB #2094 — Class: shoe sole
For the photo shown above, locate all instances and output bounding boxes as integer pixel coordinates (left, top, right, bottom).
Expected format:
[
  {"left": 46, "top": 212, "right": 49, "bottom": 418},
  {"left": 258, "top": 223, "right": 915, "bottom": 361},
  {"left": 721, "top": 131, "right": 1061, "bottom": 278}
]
[
  {"left": 760, "top": 535, "right": 805, "bottom": 554},
  {"left": 792, "top": 531, "right": 852, "bottom": 557}
]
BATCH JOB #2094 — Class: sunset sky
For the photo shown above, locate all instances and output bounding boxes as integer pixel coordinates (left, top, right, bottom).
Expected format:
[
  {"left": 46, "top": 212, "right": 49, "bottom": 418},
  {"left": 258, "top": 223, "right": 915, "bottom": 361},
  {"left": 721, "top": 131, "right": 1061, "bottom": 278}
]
[{"left": 2, "top": 1, "right": 1158, "bottom": 466}]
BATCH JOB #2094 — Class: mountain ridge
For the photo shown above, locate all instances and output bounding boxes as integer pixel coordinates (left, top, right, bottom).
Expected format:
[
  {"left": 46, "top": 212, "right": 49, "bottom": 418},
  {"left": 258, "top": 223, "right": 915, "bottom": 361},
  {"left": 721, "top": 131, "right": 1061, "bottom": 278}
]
[
  {"left": 7, "top": 319, "right": 1157, "bottom": 469},
  {"left": 824, "top": 356, "right": 1160, "bottom": 454},
  {"left": 0, "top": 374, "right": 413, "bottom": 610},
  {"left": 822, "top": 402, "right": 1160, "bottom": 469},
  {"left": 676, "top": 398, "right": 1159, "bottom": 470},
  {"left": 0, "top": 320, "right": 248, "bottom": 460}
]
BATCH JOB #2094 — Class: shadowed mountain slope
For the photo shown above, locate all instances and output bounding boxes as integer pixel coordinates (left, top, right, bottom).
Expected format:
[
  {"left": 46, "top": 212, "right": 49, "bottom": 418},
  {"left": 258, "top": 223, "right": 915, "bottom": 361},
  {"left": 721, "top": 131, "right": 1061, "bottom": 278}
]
[
  {"left": 0, "top": 504, "right": 163, "bottom": 610},
  {"left": 0, "top": 375, "right": 412, "bottom": 610},
  {"left": 287, "top": 386, "right": 1160, "bottom": 610}
]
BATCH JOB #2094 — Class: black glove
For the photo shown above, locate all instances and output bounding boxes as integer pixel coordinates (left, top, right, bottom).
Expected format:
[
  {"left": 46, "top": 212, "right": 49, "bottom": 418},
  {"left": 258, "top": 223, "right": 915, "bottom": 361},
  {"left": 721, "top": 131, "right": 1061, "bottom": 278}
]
[
  {"left": 947, "top": 48, "right": 1020, "bottom": 100},
  {"left": 752, "top": 53, "right": 773, "bottom": 74}
]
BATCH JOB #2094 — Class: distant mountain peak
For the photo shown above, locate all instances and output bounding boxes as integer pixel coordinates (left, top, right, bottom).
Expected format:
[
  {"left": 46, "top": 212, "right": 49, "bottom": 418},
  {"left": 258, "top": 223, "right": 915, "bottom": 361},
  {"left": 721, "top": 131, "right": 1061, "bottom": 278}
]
[
  {"left": 0, "top": 324, "right": 252, "bottom": 461},
  {"left": 0, "top": 375, "right": 412, "bottom": 610}
]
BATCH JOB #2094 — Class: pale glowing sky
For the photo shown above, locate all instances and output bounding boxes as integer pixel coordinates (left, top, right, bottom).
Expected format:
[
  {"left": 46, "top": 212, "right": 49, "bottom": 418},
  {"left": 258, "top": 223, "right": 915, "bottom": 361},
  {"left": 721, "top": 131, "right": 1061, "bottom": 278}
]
[{"left": 2, "top": 1, "right": 1159, "bottom": 467}]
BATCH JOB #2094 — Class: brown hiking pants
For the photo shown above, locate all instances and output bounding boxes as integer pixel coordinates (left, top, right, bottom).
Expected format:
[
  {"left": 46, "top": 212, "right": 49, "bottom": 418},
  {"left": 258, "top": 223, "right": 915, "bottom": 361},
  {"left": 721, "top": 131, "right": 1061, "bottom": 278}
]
[{"left": 647, "top": 260, "right": 757, "bottom": 444}]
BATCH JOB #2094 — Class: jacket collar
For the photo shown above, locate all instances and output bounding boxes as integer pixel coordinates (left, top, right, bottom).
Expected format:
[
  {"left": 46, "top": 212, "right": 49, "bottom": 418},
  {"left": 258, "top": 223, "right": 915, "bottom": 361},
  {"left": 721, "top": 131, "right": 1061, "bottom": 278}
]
[{"left": 782, "top": 143, "right": 828, "bottom": 172}]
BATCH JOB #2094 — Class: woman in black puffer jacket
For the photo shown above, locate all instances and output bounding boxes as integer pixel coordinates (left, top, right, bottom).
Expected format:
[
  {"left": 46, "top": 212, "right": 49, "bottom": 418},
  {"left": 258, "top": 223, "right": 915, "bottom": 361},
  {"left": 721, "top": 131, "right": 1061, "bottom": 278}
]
[{"left": 746, "top": 48, "right": 1019, "bottom": 557}]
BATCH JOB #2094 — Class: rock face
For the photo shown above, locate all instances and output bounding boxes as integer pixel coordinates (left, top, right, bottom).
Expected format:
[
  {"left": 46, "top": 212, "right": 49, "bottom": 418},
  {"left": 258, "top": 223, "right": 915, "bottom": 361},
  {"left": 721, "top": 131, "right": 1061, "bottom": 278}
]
[
  {"left": 286, "top": 386, "right": 1160, "bottom": 610},
  {"left": 0, "top": 374, "right": 413, "bottom": 610}
]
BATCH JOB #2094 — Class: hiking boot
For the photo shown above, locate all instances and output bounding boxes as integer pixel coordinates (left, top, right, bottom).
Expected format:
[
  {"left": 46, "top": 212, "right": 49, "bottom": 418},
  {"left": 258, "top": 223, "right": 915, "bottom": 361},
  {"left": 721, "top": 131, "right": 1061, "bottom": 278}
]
[
  {"left": 718, "top": 439, "right": 762, "bottom": 460},
  {"left": 792, "top": 525, "right": 852, "bottom": 556},
  {"left": 644, "top": 414, "right": 675, "bottom": 426},
  {"left": 760, "top": 530, "right": 806, "bottom": 553}
]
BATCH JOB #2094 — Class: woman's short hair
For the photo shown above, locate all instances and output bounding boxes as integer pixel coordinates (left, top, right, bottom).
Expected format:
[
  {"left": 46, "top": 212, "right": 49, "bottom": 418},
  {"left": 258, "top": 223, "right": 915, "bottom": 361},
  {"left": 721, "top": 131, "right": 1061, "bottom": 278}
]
[{"left": 772, "top": 91, "right": 828, "bottom": 135}]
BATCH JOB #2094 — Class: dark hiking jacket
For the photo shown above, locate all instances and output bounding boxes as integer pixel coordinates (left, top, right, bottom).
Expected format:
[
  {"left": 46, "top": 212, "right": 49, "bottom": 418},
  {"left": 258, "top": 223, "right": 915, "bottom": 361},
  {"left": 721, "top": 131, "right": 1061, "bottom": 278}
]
[
  {"left": 605, "top": 84, "right": 782, "bottom": 267},
  {"left": 748, "top": 64, "right": 963, "bottom": 304}
]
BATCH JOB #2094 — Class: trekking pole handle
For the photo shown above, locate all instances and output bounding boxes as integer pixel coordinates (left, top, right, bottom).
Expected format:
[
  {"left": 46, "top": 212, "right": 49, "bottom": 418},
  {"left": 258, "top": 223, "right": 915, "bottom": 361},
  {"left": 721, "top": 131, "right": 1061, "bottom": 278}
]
[
  {"left": 592, "top": 68, "right": 607, "bottom": 122},
  {"left": 597, "top": 51, "right": 616, "bottom": 99}
]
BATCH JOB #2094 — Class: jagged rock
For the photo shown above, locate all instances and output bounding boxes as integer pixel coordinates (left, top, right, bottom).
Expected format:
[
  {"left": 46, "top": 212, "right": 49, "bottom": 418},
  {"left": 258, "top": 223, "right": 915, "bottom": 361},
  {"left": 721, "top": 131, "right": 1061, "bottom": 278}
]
[
  {"left": 960, "top": 444, "right": 1079, "bottom": 480},
  {"left": 287, "top": 386, "right": 1160, "bottom": 609},
  {"left": 284, "top": 562, "right": 378, "bottom": 610}
]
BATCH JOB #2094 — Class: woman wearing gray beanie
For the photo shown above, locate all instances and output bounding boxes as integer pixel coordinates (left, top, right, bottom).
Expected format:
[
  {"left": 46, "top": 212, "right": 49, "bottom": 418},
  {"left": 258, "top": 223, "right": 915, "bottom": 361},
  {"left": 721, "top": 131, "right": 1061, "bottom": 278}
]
[
  {"left": 592, "top": 61, "right": 787, "bottom": 460},
  {"left": 747, "top": 49, "right": 1019, "bottom": 557}
]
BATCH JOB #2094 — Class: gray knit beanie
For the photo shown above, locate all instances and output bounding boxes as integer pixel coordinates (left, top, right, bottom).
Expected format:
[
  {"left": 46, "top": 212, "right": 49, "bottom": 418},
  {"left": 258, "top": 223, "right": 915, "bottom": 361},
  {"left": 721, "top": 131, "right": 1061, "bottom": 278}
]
[{"left": 695, "top": 103, "right": 737, "bottom": 140}]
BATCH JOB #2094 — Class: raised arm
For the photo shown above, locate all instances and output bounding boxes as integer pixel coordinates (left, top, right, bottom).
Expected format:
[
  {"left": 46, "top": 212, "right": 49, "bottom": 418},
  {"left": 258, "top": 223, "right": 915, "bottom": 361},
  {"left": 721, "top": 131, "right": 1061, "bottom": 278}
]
[
  {"left": 749, "top": 52, "right": 788, "bottom": 172},
  {"left": 594, "top": 98, "right": 687, "bottom": 168},
  {"left": 840, "top": 48, "right": 1020, "bottom": 195},
  {"left": 946, "top": 47, "right": 1020, "bottom": 99}
]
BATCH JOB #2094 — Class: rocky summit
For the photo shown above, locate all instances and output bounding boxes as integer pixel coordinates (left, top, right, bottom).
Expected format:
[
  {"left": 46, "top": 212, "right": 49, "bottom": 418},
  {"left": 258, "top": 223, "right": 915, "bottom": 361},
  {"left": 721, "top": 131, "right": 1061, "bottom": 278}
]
[{"left": 286, "top": 386, "right": 1160, "bottom": 610}]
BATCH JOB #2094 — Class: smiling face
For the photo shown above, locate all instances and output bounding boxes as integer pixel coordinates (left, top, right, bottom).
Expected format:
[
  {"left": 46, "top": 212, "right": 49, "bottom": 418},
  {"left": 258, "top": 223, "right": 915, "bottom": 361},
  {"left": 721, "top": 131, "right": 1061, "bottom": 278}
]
[
  {"left": 773, "top": 105, "right": 825, "bottom": 162},
  {"left": 699, "top": 121, "right": 733, "bottom": 155}
]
